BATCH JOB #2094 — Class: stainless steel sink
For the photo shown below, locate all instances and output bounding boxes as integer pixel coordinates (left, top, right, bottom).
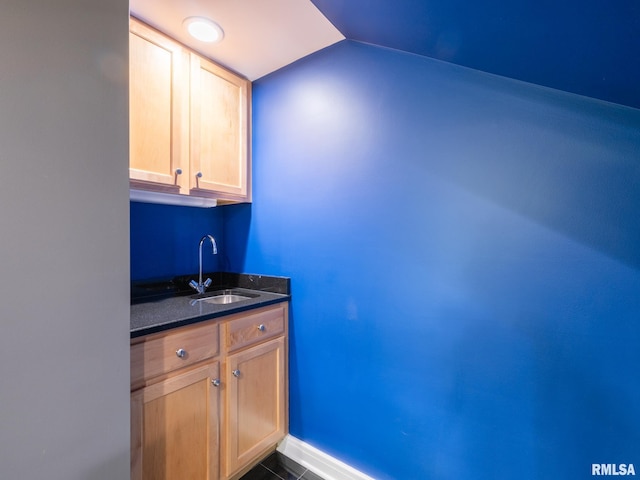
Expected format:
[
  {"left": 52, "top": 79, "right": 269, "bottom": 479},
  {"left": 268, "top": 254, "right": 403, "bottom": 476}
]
[
  {"left": 191, "top": 289, "right": 259, "bottom": 305},
  {"left": 200, "top": 294, "right": 252, "bottom": 304}
]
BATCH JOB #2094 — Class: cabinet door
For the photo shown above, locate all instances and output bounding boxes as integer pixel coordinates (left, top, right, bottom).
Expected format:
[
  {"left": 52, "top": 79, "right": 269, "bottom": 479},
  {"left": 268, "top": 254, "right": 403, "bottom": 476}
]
[
  {"left": 190, "top": 53, "right": 250, "bottom": 201},
  {"left": 224, "top": 337, "right": 286, "bottom": 477},
  {"left": 129, "top": 18, "right": 189, "bottom": 194},
  {"left": 131, "top": 362, "right": 221, "bottom": 480}
]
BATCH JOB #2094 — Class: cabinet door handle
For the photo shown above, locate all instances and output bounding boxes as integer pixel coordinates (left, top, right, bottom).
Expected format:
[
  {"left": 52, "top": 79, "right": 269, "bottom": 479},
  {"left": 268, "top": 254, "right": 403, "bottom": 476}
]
[
  {"left": 232, "top": 369, "right": 241, "bottom": 378},
  {"left": 211, "top": 378, "right": 221, "bottom": 387},
  {"left": 176, "top": 348, "right": 187, "bottom": 358},
  {"left": 195, "top": 171, "right": 203, "bottom": 188},
  {"left": 257, "top": 324, "right": 266, "bottom": 332},
  {"left": 174, "top": 168, "right": 182, "bottom": 185}
]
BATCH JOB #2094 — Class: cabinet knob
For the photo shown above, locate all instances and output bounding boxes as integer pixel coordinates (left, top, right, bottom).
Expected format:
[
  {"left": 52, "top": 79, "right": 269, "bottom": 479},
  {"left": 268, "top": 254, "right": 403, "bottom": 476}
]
[
  {"left": 176, "top": 348, "right": 187, "bottom": 358},
  {"left": 175, "top": 168, "right": 183, "bottom": 175},
  {"left": 211, "top": 378, "right": 221, "bottom": 387},
  {"left": 257, "top": 324, "right": 266, "bottom": 332},
  {"left": 195, "top": 171, "right": 203, "bottom": 188},
  {"left": 232, "top": 369, "right": 241, "bottom": 378},
  {"left": 174, "top": 168, "right": 182, "bottom": 185},
  {"left": 196, "top": 171, "right": 203, "bottom": 178}
]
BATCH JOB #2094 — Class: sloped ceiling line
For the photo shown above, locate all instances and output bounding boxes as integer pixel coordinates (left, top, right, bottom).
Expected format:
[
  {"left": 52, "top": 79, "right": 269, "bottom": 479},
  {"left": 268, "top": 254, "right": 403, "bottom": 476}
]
[{"left": 130, "top": 0, "right": 639, "bottom": 109}]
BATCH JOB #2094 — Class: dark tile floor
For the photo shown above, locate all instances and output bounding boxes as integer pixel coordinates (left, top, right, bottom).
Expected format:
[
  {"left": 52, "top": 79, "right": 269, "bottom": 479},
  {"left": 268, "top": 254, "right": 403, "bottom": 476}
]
[{"left": 240, "top": 452, "right": 325, "bottom": 480}]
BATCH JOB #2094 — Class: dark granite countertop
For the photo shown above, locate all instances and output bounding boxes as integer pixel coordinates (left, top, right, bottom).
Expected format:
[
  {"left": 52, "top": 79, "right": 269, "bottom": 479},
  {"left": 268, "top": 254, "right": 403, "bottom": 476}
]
[{"left": 130, "top": 273, "right": 290, "bottom": 338}]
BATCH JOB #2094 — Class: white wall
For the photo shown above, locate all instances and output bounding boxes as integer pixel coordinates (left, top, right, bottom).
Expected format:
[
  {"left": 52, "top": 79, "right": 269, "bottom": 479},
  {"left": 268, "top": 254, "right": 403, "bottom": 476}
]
[{"left": 0, "top": 1, "right": 130, "bottom": 478}]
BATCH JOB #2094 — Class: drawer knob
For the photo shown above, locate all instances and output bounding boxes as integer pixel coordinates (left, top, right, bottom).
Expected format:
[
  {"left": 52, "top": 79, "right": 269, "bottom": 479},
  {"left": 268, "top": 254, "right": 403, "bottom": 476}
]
[
  {"left": 257, "top": 324, "right": 266, "bottom": 332},
  {"left": 211, "top": 378, "right": 221, "bottom": 387},
  {"left": 176, "top": 348, "right": 187, "bottom": 358},
  {"left": 232, "top": 369, "right": 241, "bottom": 378}
]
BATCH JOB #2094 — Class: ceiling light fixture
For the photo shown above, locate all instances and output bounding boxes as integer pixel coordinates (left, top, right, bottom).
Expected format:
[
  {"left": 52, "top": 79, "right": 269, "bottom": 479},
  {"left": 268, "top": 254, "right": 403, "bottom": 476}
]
[{"left": 183, "top": 17, "right": 224, "bottom": 43}]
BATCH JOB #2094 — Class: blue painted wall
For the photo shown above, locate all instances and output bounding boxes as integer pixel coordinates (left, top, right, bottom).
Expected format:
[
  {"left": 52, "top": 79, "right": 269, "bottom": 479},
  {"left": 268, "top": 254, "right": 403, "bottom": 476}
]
[
  {"left": 225, "top": 41, "right": 640, "bottom": 479},
  {"left": 130, "top": 201, "right": 227, "bottom": 280}
]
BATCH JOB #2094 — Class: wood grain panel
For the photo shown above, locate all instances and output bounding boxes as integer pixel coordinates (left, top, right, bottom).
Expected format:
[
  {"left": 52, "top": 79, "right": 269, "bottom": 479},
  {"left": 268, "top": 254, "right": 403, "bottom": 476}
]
[
  {"left": 129, "top": 18, "right": 189, "bottom": 192},
  {"left": 224, "top": 338, "right": 285, "bottom": 477},
  {"left": 131, "top": 362, "right": 220, "bottom": 480},
  {"left": 224, "top": 304, "right": 285, "bottom": 353},
  {"left": 131, "top": 322, "right": 219, "bottom": 387},
  {"left": 190, "top": 53, "right": 249, "bottom": 199}
]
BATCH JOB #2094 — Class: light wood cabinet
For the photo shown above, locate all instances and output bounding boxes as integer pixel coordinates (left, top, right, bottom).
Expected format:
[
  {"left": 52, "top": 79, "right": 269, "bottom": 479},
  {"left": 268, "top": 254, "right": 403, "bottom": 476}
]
[
  {"left": 129, "top": 17, "right": 251, "bottom": 204},
  {"left": 131, "top": 362, "right": 221, "bottom": 480},
  {"left": 224, "top": 303, "right": 286, "bottom": 353},
  {"left": 129, "top": 18, "right": 189, "bottom": 195},
  {"left": 190, "top": 54, "right": 250, "bottom": 200},
  {"left": 130, "top": 321, "right": 219, "bottom": 389},
  {"left": 223, "top": 337, "right": 286, "bottom": 478},
  {"left": 130, "top": 303, "right": 288, "bottom": 480},
  {"left": 130, "top": 320, "right": 222, "bottom": 480},
  {"left": 221, "top": 303, "right": 288, "bottom": 479}
]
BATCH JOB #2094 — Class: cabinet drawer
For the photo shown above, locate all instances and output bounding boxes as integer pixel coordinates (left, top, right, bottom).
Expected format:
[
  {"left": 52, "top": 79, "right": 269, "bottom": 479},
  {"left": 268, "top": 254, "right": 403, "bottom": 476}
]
[
  {"left": 225, "top": 304, "right": 286, "bottom": 353},
  {"left": 131, "top": 322, "right": 219, "bottom": 386}
]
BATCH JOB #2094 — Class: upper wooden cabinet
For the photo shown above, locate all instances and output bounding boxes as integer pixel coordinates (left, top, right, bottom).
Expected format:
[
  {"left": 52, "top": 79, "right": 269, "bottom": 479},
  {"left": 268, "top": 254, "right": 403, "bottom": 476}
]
[
  {"left": 129, "top": 19, "right": 189, "bottom": 195},
  {"left": 190, "top": 54, "right": 250, "bottom": 200},
  {"left": 129, "top": 18, "right": 251, "bottom": 204}
]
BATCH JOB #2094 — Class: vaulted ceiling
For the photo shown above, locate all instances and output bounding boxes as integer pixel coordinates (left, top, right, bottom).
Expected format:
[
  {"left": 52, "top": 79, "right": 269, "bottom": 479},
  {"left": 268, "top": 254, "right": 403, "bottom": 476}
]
[
  {"left": 310, "top": 0, "right": 640, "bottom": 109},
  {"left": 130, "top": 0, "right": 640, "bottom": 110}
]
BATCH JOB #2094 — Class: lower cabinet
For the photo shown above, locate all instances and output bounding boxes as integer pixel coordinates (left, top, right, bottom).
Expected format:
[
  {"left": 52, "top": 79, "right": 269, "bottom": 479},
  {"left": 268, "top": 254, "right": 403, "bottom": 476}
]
[
  {"left": 130, "top": 303, "right": 288, "bottom": 480},
  {"left": 131, "top": 362, "right": 221, "bottom": 480},
  {"left": 223, "top": 337, "right": 286, "bottom": 477}
]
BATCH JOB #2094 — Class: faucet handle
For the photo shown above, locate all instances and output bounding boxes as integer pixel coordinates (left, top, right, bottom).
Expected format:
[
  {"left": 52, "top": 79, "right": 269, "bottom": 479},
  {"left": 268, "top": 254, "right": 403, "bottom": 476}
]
[
  {"left": 203, "top": 278, "right": 212, "bottom": 289},
  {"left": 189, "top": 280, "right": 199, "bottom": 291}
]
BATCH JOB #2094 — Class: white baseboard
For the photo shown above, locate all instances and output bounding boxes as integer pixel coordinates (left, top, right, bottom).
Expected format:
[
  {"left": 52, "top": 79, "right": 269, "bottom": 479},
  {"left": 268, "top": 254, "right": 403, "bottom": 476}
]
[{"left": 277, "top": 435, "right": 376, "bottom": 480}]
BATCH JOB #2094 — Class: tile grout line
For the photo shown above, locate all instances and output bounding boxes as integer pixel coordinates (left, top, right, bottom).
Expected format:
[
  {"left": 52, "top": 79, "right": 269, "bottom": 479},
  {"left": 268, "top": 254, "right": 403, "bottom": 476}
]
[{"left": 261, "top": 463, "right": 286, "bottom": 480}]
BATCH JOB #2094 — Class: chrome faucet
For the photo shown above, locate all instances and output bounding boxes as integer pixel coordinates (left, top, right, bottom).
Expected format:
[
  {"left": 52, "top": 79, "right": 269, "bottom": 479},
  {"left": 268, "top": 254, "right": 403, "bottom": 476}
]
[{"left": 189, "top": 235, "right": 218, "bottom": 294}]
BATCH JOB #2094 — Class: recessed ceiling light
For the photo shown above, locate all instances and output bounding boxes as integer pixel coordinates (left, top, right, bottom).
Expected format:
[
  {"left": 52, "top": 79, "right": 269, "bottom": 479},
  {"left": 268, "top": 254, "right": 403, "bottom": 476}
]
[{"left": 183, "top": 17, "right": 224, "bottom": 43}]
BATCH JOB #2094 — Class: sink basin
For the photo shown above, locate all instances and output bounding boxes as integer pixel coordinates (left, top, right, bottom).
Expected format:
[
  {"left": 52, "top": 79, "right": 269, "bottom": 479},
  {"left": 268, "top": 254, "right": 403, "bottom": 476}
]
[
  {"left": 191, "top": 289, "right": 259, "bottom": 305},
  {"left": 201, "top": 294, "right": 252, "bottom": 304}
]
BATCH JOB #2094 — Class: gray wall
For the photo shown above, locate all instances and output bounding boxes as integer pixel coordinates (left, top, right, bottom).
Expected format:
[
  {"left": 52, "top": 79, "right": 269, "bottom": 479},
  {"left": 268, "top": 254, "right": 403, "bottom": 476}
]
[{"left": 0, "top": 2, "right": 130, "bottom": 478}]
